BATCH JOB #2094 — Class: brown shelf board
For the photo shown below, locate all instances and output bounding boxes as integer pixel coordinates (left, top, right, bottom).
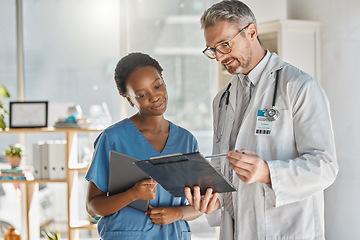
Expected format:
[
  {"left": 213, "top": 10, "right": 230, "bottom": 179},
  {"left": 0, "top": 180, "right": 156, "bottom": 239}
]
[
  {"left": 0, "top": 179, "right": 67, "bottom": 183},
  {"left": 68, "top": 163, "right": 90, "bottom": 172},
  {"left": 0, "top": 127, "right": 103, "bottom": 134},
  {"left": 70, "top": 220, "right": 98, "bottom": 229}
]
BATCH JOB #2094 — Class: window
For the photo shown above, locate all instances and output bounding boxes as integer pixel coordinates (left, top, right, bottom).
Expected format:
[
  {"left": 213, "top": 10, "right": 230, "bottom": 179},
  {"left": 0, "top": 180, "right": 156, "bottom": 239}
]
[
  {"left": 0, "top": 0, "right": 18, "bottom": 163},
  {"left": 1, "top": 0, "right": 219, "bottom": 239},
  {"left": 125, "top": 2, "right": 218, "bottom": 238}
]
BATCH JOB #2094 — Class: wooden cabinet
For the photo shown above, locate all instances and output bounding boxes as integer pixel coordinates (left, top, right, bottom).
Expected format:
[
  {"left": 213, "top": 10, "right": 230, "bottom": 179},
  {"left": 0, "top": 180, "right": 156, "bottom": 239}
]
[
  {"left": 216, "top": 19, "right": 321, "bottom": 90},
  {"left": 258, "top": 19, "right": 321, "bottom": 81},
  {"left": 0, "top": 127, "right": 101, "bottom": 240}
]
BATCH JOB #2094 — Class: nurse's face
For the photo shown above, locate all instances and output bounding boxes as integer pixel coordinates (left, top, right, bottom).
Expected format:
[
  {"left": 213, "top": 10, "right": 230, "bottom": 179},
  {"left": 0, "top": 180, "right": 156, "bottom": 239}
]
[
  {"left": 125, "top": 66, "right": 168, "bottom": 117},
  {"left": 204, "top": 21, "right": 253, "bottom": 75}
]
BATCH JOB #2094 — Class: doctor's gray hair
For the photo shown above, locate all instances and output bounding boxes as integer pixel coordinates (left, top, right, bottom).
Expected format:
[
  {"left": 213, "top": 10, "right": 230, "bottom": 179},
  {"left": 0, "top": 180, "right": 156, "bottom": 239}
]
[{"left": 201, "top": 0, "right": 257, "bottom": 30}]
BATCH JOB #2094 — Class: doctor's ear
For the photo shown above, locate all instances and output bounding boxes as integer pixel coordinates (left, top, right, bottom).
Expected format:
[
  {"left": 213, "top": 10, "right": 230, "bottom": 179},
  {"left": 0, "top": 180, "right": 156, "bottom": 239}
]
[
  {"left": 247, "top": 23, "right": 258, "bottom": 40},
  {"left": 126, "top": 96, "right": 135, "bottom": 107}
]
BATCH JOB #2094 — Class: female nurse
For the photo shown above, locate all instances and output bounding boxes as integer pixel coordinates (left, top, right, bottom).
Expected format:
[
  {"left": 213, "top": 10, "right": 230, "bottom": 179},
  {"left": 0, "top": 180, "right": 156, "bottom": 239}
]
[{"left": 85, "top": 52, "right": 202, "bottom": 240}]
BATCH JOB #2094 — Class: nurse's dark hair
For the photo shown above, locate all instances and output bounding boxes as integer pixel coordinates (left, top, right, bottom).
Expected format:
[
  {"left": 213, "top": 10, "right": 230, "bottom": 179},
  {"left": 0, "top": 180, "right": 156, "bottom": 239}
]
[
  {"left": 114, "top": 52, "right": 163, "bottom": 97},
  {"left": 201, "top": 0, "right": 257, "bottom": 30}
]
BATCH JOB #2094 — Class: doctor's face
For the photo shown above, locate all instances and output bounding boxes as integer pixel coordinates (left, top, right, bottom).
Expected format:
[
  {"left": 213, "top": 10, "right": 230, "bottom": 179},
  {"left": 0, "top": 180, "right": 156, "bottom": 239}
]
[
  {"left": 204, "top": 21, "right": 253, "bottom": 75},
  {"left": 125, "top": 66, "right": 168, "bottom": 117}
]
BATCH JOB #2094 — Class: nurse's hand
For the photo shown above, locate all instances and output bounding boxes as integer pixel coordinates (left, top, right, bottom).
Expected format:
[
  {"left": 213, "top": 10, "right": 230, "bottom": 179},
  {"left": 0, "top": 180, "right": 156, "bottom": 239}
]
[
  {"left": 227, "top": 149, "right": 271, "bottom": 184},
  {"left": 145, "top": 205, "right": 181, "bottom": 225},
  {"left": 184, "top": 186, "right": 220, "bottom": 214},
  {"left": 131, "top": 179, "right": 158, "bottom": 200}
]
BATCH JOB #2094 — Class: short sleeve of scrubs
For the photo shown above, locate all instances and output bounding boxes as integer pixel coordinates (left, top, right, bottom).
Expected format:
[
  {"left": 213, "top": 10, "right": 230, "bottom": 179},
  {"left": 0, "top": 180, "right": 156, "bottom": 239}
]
[{"left": 85, "top": 118, "right": 199, "bottom": 240}]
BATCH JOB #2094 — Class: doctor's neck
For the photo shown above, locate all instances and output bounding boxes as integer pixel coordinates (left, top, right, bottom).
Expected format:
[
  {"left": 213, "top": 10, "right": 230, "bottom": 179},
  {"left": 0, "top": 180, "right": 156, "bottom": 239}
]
[{"left": 242, "top": 47, "right": 267, "bottom": 76}]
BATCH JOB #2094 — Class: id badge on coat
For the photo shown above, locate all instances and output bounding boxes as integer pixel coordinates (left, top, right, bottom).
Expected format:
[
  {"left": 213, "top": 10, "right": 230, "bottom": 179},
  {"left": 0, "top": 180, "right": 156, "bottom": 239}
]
[{"left": 255, "top": 110, "right": 272, "bottom": 135}]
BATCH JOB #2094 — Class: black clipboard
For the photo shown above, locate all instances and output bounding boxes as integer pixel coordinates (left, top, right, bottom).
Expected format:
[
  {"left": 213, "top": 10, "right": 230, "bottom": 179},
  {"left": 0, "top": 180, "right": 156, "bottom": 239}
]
[
  {"left": 108, "top": 150, "right": 150, "bottom": 212},
  {"left": 134, "top": 152, "right": 237, "bottom": 197}
]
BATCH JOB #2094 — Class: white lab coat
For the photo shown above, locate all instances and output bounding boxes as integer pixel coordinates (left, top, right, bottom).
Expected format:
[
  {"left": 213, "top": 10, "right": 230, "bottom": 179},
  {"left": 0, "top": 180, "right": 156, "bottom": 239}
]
[{"left": 207, "top": 53, "right": 338, "bottom": 240}]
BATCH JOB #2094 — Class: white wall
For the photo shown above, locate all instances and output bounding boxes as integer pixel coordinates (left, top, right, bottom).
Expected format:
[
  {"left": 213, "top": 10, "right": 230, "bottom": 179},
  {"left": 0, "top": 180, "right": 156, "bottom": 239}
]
[
  {"left": 288, "top": 0, "right": 360, "bottom": 239},
  {"left": 243, "top": 0, "right": 287, "bottom": 23}
]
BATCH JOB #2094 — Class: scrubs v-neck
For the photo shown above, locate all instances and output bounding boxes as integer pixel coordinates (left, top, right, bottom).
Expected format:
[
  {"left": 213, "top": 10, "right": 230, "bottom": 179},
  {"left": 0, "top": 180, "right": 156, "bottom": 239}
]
[{"left": 86, "top": 118, "right": 199, "bottom": 240}]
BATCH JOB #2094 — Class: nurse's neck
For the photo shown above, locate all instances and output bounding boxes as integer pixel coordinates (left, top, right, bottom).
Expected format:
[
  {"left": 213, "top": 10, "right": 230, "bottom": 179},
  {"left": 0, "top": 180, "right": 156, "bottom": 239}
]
[{"left": 130, "top": 113, "right": 169, "bottom": 133}]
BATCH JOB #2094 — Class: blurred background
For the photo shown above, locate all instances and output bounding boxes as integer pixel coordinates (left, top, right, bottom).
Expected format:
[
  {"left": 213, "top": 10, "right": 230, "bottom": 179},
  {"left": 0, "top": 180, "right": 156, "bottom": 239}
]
[{"left": 0, "top": 0, "right": 359, "bottom": 239}]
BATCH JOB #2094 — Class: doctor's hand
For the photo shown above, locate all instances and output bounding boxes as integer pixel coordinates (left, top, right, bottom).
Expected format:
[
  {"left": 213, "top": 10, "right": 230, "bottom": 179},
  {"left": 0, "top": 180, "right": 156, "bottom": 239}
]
[
  {"left": 227, "top": 149, "right": 271, "bottom": 184},
  {"left": 184, "top": 186, "right": 220, "bottom": 214},
  {"left": 130, "top": 179, "right": 158, "bottom": 201}
]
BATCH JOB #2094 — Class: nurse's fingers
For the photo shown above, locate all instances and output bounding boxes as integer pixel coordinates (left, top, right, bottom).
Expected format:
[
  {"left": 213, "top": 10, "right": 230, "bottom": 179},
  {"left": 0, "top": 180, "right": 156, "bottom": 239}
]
[
  {"left": 200, "top": 188, "right": 213, "bottom": 213},
  {"left": 184, "top": 187, "right": 193, "bottom": 205},
  {"left": 145, "top": 205, "right": 160, "bottom": 215},
  {"left": 140, "top": 179, "right": 158, "bottom": 187},
  {"left": 193, "top": 186, "right": 201, "bottom": 211},
  {"left": 206, "top": 192, "right": 220, "bottom": 214}
]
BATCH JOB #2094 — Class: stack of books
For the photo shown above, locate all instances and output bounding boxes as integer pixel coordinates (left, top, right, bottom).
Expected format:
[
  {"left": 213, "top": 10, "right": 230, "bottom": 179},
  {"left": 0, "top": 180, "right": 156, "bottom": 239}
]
[{"left": 0, "top": 167, "right": 34, "bottom": 180}]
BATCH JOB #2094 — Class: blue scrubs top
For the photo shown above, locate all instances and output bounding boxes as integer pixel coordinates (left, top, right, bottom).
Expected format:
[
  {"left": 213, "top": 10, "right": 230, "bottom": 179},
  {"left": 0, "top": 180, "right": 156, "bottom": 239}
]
[{"left": 86, "top": 118, "right": 198, "bottom": 240}]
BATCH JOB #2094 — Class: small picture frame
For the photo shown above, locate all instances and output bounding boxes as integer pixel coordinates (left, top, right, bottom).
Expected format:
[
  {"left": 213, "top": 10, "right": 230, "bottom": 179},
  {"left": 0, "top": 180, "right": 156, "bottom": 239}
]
[{"left": 9, "top": 101, "right": 48, "bottom": 128}]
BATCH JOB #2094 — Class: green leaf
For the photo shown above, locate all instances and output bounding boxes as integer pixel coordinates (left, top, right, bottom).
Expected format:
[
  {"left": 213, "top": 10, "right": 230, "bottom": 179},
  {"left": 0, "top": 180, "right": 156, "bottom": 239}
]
[
  {"left": 0, "top": 116, "right": 5, "bottom": 130},
  {"left": 55, "top": 230, "right": 61, "bottom": 240},
  {"left": 42, "top": 230, "right": 56, "bottom": 240},
  {"left": 0, "top": 86, "right": 10, "bottom": 98}
]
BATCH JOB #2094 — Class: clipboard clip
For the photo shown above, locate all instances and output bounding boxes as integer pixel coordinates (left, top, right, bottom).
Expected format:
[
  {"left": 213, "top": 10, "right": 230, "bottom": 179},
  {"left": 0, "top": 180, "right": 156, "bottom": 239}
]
[{"left": 148, "top": 156, "right": 189, "bottom": 165}]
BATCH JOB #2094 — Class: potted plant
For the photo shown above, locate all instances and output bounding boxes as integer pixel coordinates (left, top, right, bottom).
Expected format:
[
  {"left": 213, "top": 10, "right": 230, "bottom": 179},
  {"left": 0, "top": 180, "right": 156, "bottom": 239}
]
[
  {"left": 41, "top": 230, "right": 61, "bottom": 240},
  {"left": 3, "top": 144, "right": 25, "bottom": 168},
  {"left": 0, "top": 85, "right": 11, "bottom": 130}
]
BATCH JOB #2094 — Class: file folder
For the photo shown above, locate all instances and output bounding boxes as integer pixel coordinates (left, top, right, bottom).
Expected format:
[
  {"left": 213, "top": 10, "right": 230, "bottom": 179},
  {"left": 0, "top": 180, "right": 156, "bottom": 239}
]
[
  {"left": 108, "top": 150, "right": 150, "bottom": 212},
  {"left": 135, "top": 152, "right": 237, "bottom": 197}
]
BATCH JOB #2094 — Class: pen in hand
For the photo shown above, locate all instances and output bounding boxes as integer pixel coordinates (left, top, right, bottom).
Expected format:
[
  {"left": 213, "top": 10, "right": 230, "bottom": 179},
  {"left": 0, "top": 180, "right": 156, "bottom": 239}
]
[{"left": 205, "top": 151, "right": 245, "bottom": 158}]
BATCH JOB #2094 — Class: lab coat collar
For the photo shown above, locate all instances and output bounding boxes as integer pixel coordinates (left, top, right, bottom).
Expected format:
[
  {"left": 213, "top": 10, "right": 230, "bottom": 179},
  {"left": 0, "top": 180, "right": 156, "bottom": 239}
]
[
  {"left": 217, "top": 52, "right": 284, "bottom": 121},
  {"left": 238, "top": 50, "right": 271, "bottom": 88},
  {"left": 240, "top": 52, "right": 284, "bottom": 123}
]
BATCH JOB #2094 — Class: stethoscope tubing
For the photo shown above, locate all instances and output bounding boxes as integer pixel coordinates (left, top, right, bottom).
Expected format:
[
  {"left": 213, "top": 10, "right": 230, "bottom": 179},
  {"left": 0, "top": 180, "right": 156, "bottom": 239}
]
[
  {"left": 272, "top": 69, "right": 280, "bottom": 108},
  {"left": 216, "top": 68, "right": 281, "bottom": 142}
]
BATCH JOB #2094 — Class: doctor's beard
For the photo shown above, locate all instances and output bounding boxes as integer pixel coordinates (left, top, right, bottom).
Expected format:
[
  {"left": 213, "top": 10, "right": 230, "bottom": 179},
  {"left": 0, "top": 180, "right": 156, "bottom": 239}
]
[{"left": 222, "top": 57, "right": 251, "bottom": 75}]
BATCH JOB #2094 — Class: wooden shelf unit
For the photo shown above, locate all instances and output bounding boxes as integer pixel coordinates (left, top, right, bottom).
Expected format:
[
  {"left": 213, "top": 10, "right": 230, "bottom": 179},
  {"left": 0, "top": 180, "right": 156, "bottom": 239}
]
[{"left": 0, "top": 127, "right": 102, "bottom": 240}]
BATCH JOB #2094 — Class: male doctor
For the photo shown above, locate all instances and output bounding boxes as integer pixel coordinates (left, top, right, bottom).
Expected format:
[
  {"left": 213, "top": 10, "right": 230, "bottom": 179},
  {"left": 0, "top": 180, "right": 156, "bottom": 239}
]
[{"left": 185, "top": 0, "right": 338, "bottom": 239}]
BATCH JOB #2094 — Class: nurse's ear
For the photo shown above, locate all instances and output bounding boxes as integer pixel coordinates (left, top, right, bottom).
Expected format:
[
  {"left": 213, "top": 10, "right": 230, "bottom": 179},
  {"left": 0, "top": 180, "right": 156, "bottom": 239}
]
[{"left": 126, "top": 96, "right": 135, "bottom": 107}]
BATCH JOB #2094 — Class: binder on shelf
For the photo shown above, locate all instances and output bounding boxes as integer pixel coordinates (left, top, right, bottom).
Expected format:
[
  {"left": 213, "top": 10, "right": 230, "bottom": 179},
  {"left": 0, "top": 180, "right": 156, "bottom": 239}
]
[
  {"left": 48, "top": 142, "right": 57, "bottom": 180},
  {"left": 33, "top": 140, "right": 67, "bottom": 179},
  {"left": 48, "top": 140, "right": 67, "bottom": 180},
  {"left": 41, "top": 141, "right": 51, "bottom": 179},
  {"left": 33, "top": 141, "right": 44, "bottom": 179}
]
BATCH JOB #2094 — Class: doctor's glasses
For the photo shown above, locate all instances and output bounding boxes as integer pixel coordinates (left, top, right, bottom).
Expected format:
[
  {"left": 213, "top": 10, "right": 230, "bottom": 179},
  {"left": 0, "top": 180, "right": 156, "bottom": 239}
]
[{"left": 202, "top": 24, "right": 250, "bottom": 59}]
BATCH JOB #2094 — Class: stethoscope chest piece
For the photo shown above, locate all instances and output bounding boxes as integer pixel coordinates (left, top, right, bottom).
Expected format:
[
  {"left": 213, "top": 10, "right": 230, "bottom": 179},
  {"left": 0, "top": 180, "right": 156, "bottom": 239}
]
[{"left": 265, "top": 107, "right": 280, "bottom": 121}]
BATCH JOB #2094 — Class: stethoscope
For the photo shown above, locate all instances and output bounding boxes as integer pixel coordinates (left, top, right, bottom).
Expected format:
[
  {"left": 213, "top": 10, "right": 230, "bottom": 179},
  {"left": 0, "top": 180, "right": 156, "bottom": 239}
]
[
  {"left": 216, "top": 69, "right": 281, "bottom": 142},
  {"left": 264, "top": 69, "right": 281, "bottom": 121}
]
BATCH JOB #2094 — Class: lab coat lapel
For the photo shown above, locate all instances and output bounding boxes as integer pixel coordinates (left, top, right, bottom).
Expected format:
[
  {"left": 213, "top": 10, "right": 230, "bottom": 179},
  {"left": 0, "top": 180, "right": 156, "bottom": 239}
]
[
  {"left": 228, "top": 76, "right": 238, "bottom": 112},
  {"left": 219, "top": 77, "right": 238, "bottom": 175}
]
